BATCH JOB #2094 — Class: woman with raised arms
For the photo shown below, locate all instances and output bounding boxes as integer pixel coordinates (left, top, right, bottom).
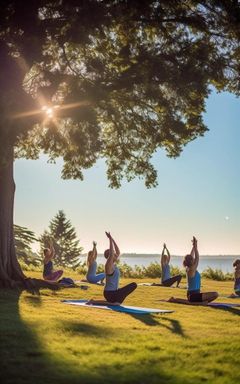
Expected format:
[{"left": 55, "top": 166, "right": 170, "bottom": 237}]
[
  {"left": 43, "top": 241, "right": 63, "bottom": 282},
  {"left": 88, "top": 232, "right": 137, "bottom": 305},
  {"left": 169, "top": 237, "right": 218, "bottom": 305},
  {"left": 183, "top": 236, "right": 218, "bottom": 303},
  {"left": 86, "top": 241, "right": 105, "bottom": 284},
  {"left": 160, "top": 243, "right": 182, "bottom": 287}
]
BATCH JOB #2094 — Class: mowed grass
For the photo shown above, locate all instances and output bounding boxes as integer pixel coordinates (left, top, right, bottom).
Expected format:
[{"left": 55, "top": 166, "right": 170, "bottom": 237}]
[{"left": 0, "top": 272, "right": 239, "bottom": 384}]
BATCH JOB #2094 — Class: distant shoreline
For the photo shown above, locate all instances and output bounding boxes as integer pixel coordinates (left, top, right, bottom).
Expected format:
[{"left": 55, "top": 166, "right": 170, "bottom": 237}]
[{"left": 81, "top": 254, "right": 240, "bottom": 258}]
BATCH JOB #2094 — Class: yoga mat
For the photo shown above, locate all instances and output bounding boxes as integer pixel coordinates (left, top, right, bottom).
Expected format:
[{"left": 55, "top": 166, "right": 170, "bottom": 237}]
[
  {"left": 138, "top": 283, "right": 187, "bottom": 289},
  {"left": 159, "top": 299, "right": 240, "bottom": 308},
  {"left": 62, "top": 299, "right": 174, "bottom": 314},
  {"left": 75, "top": 280, "right": 104, "bottom": 286},
  {"left": 207, "top": 302, "right": 240, "bottom": 308},
  {"left": 59, "top": 284, "right": 89, "bottom": 290}
]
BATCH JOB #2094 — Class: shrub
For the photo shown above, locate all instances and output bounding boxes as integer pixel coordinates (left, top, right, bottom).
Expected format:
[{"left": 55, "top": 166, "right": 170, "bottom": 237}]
[
  {"left": 202, "top": 267, "right": 233, "bottom": 281},
  {"left": 19, "top": 261, "right": 41, "bottom": 272},
  {"left": 77, "top": 261, "right": 186, "bottom": 279},
  {"left": 170, "top": 265, "right": 186, "bottom": 278}
]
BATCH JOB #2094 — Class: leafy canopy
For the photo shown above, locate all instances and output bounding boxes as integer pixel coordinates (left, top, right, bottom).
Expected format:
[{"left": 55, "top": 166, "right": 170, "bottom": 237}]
[{"left": 1, "top": 0, "right": 240, "bottom": 187}]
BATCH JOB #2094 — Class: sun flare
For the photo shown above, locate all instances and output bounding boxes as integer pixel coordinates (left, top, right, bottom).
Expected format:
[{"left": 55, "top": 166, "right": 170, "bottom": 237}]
[{"left": 41, "top": 105, "right": 60, "bottom": 119}]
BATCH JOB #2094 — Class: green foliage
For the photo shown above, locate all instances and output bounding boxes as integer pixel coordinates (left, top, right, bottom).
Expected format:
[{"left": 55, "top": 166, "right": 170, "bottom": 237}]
[
  {"left": 1, "top": 1, "right": 240, "bottom": 186},
  {"left": 75, "top": 261, "right": 185, "bottom": 279},
  {"left": 39, "top": 210, "right": 83, "bottom": 269},
  {"left": 202, "top": 267, "right": 233, "bottom": 281},
  {"left": 19, "top": 261, "right": 41, "bottom": 272},
  {"left": 14, "top": 224, "right": 40, "bottom": 266}
]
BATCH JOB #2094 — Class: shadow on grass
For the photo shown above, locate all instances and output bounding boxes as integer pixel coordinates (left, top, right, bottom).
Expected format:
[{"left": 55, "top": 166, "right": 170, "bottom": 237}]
[
  {"left": 160, "top": 317, "right": 185, "bottom": 337},
  {"left": 58, "top": 320, "right": 114, "bottom": 338},
  {"left": 128, "top": 314, "right": 185, "bottom": 337},
  {"left": 130, "top": 313, "right": 185, "bottom": 336},
  {"left": 24, "top": 294, "right": 43, "bottom": 307},
  {"left": 130, "top": 313, "right": 163, "bottom": 326},
  {"left": 0, "top": 289, "right": 192, "bottom": 384},
  {"left": 211, "top": 306, "right": 240, "bottom": 317}
]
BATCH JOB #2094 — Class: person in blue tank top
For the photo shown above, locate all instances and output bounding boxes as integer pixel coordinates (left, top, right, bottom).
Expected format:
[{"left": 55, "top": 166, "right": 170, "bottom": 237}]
[
  {"left": 160, "top": 243, "right": 182, "bottom": 287},
  {"left": 183, "top": 236, "right": 218, "bottom": 303},
  {"left": 103, "top": 232, "right": 137, "bottom": 303},
  {"left": 87, "top": 232, "right": 137, "bottom": 305},
  {"left": 86, "top": 241, "right": 105, "bottom": 284},
  {"left": 233, "top": 259, "right": 240, "bottom": 297}
]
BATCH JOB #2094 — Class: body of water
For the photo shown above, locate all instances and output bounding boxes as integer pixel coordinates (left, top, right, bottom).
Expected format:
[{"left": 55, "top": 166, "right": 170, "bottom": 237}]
[{"left": 80, "top": 254, "right": 239, "bottom": 273}]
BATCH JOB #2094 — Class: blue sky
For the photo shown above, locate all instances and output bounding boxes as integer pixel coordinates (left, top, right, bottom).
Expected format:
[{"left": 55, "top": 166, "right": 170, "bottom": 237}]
[{"left": 14, "top": 90, "right": 240, "bottom": 255}]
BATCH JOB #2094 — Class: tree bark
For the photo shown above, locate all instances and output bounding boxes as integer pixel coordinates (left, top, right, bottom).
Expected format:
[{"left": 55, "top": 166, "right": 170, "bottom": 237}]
[
  {"left": 0, "top": 143, "right": 60, "bottom": 293},
  {"left": 0, "top": 144, "right": 25, "bottom": 287}
]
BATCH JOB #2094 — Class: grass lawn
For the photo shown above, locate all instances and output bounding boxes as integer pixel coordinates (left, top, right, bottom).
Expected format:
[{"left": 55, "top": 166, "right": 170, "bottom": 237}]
[{"left": 0, "top": 272, "right": 239, "bottom": 384}]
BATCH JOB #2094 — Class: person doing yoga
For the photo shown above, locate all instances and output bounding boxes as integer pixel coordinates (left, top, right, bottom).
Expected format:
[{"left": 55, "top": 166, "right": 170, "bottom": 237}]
[
  {"left": 233, "top": 259, "right": 240, "bottom": 297},
  {"left": 86, "top": 241, "right": 105, "bottom": 284},
  {"left": 160, "top": 243, "right": 182, "bottom": 287},
  {"left": 183, "top": 236, "right": 218, "bottom": 303},
  {"left": 43, "top": 241, "right": 63, "bottom": 282},
  {"left": 103, "top": 232, "right": 137, "bottom": 304},
  {"left": 168, "top": 237, "right": 218, "bottom": 305},
  {"left": 87, "top": 232, "right": 137, "bottom": 305}
]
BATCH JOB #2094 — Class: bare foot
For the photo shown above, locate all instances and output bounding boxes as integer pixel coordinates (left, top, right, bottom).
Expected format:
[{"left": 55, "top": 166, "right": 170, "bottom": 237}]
[
  {"left": 229, "top": 293, "right": 238, "bottom": 298},
  {"left": 168, "top": 297, "right": 176, "bottom": 302},
  {"left": 86, "top": 299, "right": 94, "bottom": 305}
]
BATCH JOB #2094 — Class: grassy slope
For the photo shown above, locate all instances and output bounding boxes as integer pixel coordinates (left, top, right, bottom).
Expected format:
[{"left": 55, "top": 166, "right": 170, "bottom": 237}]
[{"left": 0, "top": 272, "right": 239, "bottom": 384}]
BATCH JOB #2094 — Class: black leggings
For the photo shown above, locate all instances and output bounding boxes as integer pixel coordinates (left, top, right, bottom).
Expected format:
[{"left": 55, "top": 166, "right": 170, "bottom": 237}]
[
  {"left": 187, "top": 290, "right": 203, "bottom": 302},
  {"left": 162, "top": 274, "right": 182, "bottom": 287},
  {"left": 104, "top": 282, "right": 137, "bottom": 304}
]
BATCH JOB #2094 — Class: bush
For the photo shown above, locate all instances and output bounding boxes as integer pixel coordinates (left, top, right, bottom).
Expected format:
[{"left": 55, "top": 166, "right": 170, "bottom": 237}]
[
  {"left": 202, "top": 267, "right": 233, "bottom": 281},
  {"left": 75, "top": 261, "right": 88, "bottom": 275},
  {"left": 170, "top": 265, "right": 186, "bottom": 278},
  {"left": 19, "top": 261, "right": 41, "bottom": 272},
  {"left": 118, "top": 262, "right": 145, "bottom": 278},
  {"left": 74, "top": 261, "right": 186, "bottom": 279},
  {"left": 141, "top": 262, "right": 161, "bottom": 278}
]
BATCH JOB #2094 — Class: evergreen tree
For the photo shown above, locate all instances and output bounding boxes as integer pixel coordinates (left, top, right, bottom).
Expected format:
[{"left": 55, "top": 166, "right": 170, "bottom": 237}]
[
  {"left": 39, "top": 211, "right": 83, "bottom": 269},
  {"left": 14, "top": 224, "right": 40, "bottom": 266}
]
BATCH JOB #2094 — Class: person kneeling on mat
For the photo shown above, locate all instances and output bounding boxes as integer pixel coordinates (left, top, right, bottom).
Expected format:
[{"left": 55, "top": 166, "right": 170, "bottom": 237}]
[
  {"left": 86, "top": 241, "right": 105, "bottom": 284},
  {"left": 103, "top": 232, "right": 137, "bottom": 304},
  {"left": 183, "top": 236, "right": 218, "bottom": 304},
  {"left": 160, "top": 243, "right": 182, "bottom": 287},
  {"left": 87, "top": 232, "right": 137, "bottom": 306},
  {"left": 43, "top": 241, "right": 63, "bottom": 282},
  {"left": 233, "top": 259, "right": 240, "bottom": 296}
]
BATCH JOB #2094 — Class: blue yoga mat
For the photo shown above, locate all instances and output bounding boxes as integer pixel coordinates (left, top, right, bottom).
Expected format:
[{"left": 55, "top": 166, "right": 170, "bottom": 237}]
[
  {"left": 207, "top": 302, "right": 240, "bottom": 308},
  {"left": 62, "top": 299, "right": 174, "bottom": 314}
]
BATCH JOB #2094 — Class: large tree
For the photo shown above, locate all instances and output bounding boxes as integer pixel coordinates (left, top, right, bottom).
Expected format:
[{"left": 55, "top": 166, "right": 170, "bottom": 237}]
[{"left": 0, "top": 0, "right": 240, "bottom": 288}]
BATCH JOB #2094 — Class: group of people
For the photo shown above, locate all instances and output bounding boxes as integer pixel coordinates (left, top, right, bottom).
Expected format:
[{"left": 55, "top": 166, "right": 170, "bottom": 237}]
[{"left": 43, "top": 234, "right": 240, "bottom": 305}]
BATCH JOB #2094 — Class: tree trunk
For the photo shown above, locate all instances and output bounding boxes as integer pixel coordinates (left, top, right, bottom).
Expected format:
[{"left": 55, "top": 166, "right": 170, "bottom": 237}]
[
  {"left": 0, "top": 144, "right": 60, "bottom": 292},
  {"left": 0, "top": 144, "right": 25, "bottom": 287}
]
